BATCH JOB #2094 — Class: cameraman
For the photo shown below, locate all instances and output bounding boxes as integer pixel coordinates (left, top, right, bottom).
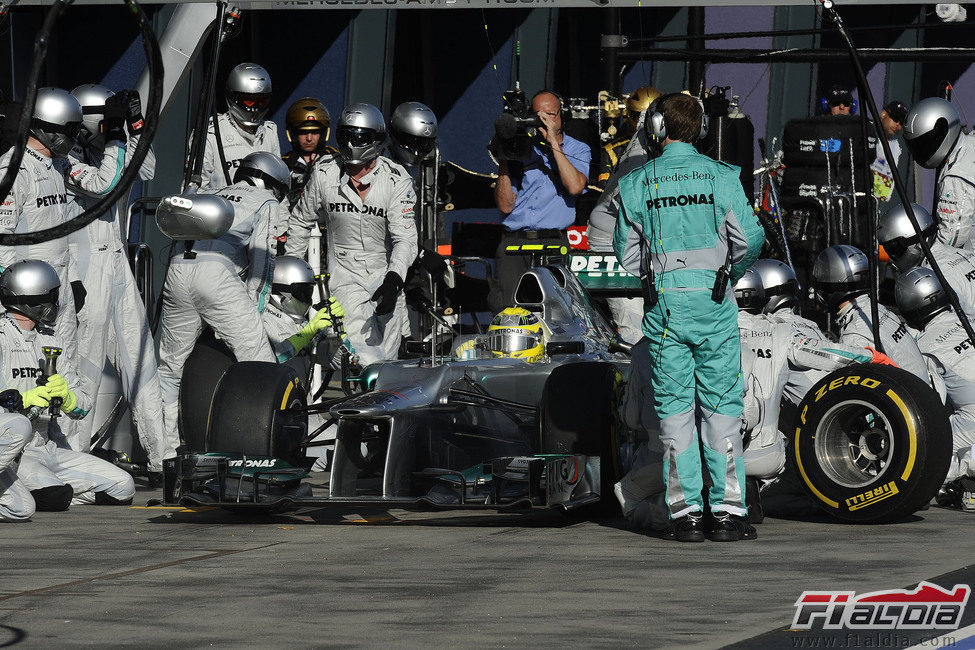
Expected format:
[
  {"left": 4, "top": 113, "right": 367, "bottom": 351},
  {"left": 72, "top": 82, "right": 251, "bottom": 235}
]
[{"left": 490, "top": 90, "right": 590, "bottom": 312}]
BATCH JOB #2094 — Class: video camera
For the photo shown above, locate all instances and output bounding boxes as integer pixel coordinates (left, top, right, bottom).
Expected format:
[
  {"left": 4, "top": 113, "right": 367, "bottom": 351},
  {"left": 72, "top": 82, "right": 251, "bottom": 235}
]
[{"left": 493, "top": 86, "right": 542, "bottom": 162}]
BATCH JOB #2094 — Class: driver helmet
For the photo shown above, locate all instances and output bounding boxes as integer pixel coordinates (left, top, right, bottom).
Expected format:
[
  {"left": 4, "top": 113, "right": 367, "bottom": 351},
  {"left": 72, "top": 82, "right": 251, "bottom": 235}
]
[
  {"left": 335, "top": 103, "right": 386, "bottom": 165},
  {"left": 752, "top": 259, "right": 800, "bottom": 314},
  {"left": 389, "top": 102, "right": 438, "bottom": 166},
  {"left": 903, "top": 97, "right": 961, "bottom": 169},
  {"left": 30, "top": 88, "right": 83, "bottom": 158},
  {"left": 0, "top": 260, "right": 61, "bottom": 327},
  {"left": 733, "top": 267, "right": 764, "bottom": 314},
  {"left": 286, "top": 97, "right": 330, "bottom": 143},
  {"left": 895, "top": 267, "right": 951, "bottom": 330},
  {"left": 234, "top": 151, "right": 291, "bottom": 202},
  {"left": 878, "top": 203, "right": 937, "bottom": 271},
  {"left": 487, "top": 307, "right": 547, "bottom": 363},
  {"left": 226, "top": 63, "right": 272, "bottom": 130},
  {"left": 624, "top": 86, "right": 661, "bottom": 130},
  {"left": 269, "top": 256, "right": 315, "bottom": 320},
  {"left": 811, "top": 245, "right": 870, "bottom": 311},
  {"left": 70, "top": 83, "right": 114, "bottom": 142}
]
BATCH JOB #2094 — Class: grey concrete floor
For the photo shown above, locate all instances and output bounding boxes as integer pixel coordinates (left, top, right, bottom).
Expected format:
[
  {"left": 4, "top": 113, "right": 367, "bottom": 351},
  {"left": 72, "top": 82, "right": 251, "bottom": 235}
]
[{"left": 2, "top": 477, "right": 974, "bottom": 648}]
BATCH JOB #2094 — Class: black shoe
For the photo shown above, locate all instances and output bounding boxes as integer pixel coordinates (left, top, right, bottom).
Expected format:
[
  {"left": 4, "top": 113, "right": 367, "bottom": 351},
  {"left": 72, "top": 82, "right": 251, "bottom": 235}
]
[
  {"left": 745, "top": 477, "right": 764, "bottom": 524},
  {"left": 666, "top": 513, "right": 706, "bottom": 542},
  {"left": 708, "top": 513, "right": 758, "bottom": 542}
]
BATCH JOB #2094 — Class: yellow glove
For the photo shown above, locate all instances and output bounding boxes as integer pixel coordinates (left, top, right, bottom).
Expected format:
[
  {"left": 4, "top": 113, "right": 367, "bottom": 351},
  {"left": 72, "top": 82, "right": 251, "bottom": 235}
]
[
  {"left": 60, "top": 389, "right": 78, "bottom": 414},
  {"left": 44, "top": 374, "right": 69, "bottom": 399},
  {"left": 21, "top": 385, "right": 52, "bottom": 410},
  {"left": 286, "top": 307, "right": 333, "bottom": 354},
  {"left": 327, "top": 296, "right": 345, "bottom": 320}
]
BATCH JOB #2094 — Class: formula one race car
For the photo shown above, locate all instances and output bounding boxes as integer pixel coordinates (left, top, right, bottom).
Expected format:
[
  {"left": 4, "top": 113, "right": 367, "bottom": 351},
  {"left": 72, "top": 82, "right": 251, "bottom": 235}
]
[
  {"left": 164, "top": 258, "right": 951, "bottom": 524},
  {"left": 166, "top": 263, "right": 635, "bottom": 515}
]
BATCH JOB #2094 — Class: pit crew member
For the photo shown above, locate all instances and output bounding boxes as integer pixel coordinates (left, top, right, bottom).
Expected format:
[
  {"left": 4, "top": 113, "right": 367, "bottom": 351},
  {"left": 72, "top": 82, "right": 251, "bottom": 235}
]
[{"left": 281, "top": 97, "right": 336, "bottom": 211}]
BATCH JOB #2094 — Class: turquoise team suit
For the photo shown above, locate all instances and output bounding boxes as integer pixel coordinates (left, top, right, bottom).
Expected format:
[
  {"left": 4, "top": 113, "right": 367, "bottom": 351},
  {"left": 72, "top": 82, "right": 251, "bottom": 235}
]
[{"left": 613, "top": 141, "right": 765, "bottom": 519}]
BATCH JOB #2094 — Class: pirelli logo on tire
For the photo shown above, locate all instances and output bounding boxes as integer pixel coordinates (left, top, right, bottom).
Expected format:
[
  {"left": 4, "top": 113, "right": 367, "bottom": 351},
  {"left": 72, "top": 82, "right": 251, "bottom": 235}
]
[{"left": 845, "top": 481, "right": 899, "bottom": 511}]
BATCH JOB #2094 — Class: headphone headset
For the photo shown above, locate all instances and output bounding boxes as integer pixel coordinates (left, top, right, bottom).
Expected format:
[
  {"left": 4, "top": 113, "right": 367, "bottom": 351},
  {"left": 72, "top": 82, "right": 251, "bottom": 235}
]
[
  {"left": 646, "top": 93, "right": 709, "bottom": 142},
  {"left": 820, "top": 93, "right": 858, "bottom": 115},
  {"left": 532, "top": 89, "right": 568, "bottom": 119}
]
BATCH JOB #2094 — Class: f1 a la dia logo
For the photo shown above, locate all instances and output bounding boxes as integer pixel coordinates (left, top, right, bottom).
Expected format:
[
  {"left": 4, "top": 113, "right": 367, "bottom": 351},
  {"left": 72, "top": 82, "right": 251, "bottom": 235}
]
[{"left": 792, "top": 582, "right": 970, "bottom": 630}]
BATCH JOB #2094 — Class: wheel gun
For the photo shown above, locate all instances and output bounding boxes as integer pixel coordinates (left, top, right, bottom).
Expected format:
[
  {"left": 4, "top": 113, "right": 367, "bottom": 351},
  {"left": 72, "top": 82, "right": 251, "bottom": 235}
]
[{"left": 40, "top": 346, "right": 62, "bottom": 418}]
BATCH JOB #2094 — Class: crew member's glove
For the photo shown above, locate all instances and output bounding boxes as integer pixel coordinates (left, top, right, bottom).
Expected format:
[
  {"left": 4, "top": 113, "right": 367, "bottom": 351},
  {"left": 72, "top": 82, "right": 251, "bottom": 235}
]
[
  {"left": 71, "top": 280, "right": 86, "bottom": 313},
  {"left": 866, "top": 347, "right": 898, "bottom": 367},
  {"left": 102, "top": 93, "right": 128, "bottom": 142},
  {"left": 326, "top": 296, "right": 345, "bottom": 320},
  {"left": 371, "top": 272, "right": 404, "bottom": 316},
  {"left": 0, "top": 389, "right": 23, "bottom": 413},
  {"left": 121, "top": 90, "right": 144, "bottom": 135},
  {"left": 21, "top": 385, "right": 52, "bottom": 410},
  {"left": 44, "top": 374, "right": 78, "bottom": 413},
  {"left": 286, "top": 307, "right": 334, "bottom": 354}
]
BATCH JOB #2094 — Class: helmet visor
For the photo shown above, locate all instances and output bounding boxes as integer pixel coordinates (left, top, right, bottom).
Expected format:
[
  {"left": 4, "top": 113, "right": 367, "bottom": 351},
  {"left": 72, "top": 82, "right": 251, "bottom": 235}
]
[
  {"left": 906, "top": 117, "right": 953, "bottom": 165},
  {"left": 337, "top": 126, "right": 377, "bottom": 149},
  {"left": 487, "top": 330, "right": 541, "bottom": 355}
]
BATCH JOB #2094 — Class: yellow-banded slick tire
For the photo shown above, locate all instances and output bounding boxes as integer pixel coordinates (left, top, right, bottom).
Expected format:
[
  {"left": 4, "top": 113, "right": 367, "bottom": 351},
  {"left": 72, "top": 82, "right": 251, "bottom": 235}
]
[
  {"left": 206, "top": 362, "right": 308, "bottom": 467},
  {"left": 179, "top": 331, "right": 235, "bottom": 453},
  {"left": 788, "top": 365, "right": 951, "bottom": 523}
]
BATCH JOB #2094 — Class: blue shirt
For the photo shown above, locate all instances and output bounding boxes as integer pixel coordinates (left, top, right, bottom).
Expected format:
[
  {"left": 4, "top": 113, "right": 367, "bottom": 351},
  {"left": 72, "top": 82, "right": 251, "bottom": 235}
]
[{"left": 502, "top": 133, "right": 591, "bottom": 231}]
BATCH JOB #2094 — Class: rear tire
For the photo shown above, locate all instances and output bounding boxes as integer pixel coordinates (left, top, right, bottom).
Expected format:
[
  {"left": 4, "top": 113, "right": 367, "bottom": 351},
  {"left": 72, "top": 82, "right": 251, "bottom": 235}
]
[
  {"left": 206, "top": 362, "right": 308, "bottom": 467},
  {"left": 538, "top": 362, "right": 625, "bottom": 516},
  {"left": 179, "top": 330, "right": 234, "bottom": 453},
  {"left": 788, "top": 365, "right": 951, "bottom": 523}
]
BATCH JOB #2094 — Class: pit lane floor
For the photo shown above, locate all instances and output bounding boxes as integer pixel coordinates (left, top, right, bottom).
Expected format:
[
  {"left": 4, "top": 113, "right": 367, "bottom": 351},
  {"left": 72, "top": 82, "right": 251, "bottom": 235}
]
[{"left": 2, "top": 476, "right": 974, "bottom": 649}]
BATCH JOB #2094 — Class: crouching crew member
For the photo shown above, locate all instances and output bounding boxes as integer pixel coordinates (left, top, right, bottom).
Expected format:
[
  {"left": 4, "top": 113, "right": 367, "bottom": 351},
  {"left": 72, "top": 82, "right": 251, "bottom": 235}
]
[
  {"left": 613, "top": 93, "right": 765, "bottom": 542},
  {"left": 0, "top": 261, "right": 134, "bottom": 511}
]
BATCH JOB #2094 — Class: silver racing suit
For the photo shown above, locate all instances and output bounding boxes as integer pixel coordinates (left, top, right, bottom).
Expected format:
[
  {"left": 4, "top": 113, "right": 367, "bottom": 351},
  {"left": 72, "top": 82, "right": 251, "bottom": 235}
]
[
  {"left": 835, "top": 294, "right": 929, "bottom": 381},
  {"left": 0, "top": 411, "right": 35, "bottom": 521},
  {"left": 158, "top": 182, "right": 284, "bottom": 449},
  {"left": 915, "top": 308, "right": 975, "bottom": 481},
  {"left": 738, "top": 310, "right": 878, "bottom": 478},
  {"left": 194, "top": 113, "right": 281, "bottom": 191},
  {"left": 924, "top": 241, "right": 975, "bottom": 313},
  {"left": 0, "top": 141, "right": 126, "bottom": 451},
  {"left": 64, "top": 136, "right": 170, "bottom": 467},
  {"left": 0, "top": 314, "right": 134, "bottom": 505},
  {"left": 286, "top": 155, "right": 418, "bottom": 365},
  {"left": 936, "top": 131, "right": 975, "bottom": 250}
]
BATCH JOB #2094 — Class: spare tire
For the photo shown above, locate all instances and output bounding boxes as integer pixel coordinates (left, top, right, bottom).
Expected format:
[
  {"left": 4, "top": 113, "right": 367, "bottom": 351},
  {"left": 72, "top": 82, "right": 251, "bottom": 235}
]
[
  {"left": 206, "top": 362, "right": 308, "bottom": 467},
  {"left": 788, "top": 365, "right": 951, "bottom": 523},
  {"left": 538, "top": 362, "right": 625, "bottom": 514}
]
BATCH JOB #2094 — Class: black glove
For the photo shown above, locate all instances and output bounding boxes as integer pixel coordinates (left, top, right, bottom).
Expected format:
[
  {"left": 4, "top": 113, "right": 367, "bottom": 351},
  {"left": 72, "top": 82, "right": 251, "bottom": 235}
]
[
  {"left": 0, "top": 388, "right": 23, "bottom": 413},
  {"left": 371, "top": 272, "right": 404, "bottom": 316},
  {"left": 71, "top": 280, "right": 87, "bottom": 313},
  {"left": 102, "top": 93, "right": 127, "bottom": 142},
  {"left": 121, "top": 90, "right": 144, "bottom": 135},
  {"left": 418, "top": 247, "right": 447, "bottom": 275}
]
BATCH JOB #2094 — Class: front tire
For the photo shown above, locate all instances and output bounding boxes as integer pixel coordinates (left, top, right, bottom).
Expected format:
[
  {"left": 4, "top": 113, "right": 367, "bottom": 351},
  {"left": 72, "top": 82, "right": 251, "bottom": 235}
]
[{"left": 788, "top": 365, "right": 951, "bottom": 523}]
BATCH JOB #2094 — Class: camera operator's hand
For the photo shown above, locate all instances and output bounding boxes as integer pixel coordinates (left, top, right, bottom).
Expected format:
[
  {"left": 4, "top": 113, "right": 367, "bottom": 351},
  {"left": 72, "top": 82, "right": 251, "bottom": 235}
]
[{"left": 537, "top": 110, "right": 561, "bottom": 151}]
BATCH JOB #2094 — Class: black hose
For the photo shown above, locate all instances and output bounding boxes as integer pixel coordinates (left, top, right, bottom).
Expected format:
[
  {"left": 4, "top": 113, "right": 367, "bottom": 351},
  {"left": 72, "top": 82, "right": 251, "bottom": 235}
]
[
  {"left": 184, "top": 2, "right": 226, "bottom": 188},
  {"left": 819, "top": 0, "right": 975, "bottom": 349},
  {"left": 0, "top": 0, "right": 163, "bottom": 247},
  {"left": 0, "top": 0, "right": 65, "bottom": 208}
]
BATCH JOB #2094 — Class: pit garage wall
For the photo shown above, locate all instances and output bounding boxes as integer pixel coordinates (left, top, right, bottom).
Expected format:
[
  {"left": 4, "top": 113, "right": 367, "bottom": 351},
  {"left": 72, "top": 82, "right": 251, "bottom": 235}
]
[{"left": 2, "top": 4, "right": 972, "bottom": 257}]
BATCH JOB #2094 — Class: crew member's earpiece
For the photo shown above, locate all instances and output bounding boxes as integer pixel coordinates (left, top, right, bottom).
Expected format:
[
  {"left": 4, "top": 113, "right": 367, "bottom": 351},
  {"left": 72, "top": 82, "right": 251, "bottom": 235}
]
[{"left": 646, "top": 93, "right": 709, "bottom": 142}]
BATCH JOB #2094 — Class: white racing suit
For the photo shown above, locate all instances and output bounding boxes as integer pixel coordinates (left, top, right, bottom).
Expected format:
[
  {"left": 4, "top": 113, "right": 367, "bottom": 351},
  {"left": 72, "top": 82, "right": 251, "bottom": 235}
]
[
  {"left": 915, "top": 308, "right": 975, "bottom": 481},
  {"left": 738, "top": 310, "right": 878, "bottom": 478},
  {"left": 0, "top": 141, "right": 126, "bottom": 451},
  {"left": 587, "top": 113, "right": 651, "bottom": 344},
  {"left": 0, "top": 314, "right": 134, "bottom": 506},
  {"left": 835, "top": 294, "right": 929, "bottom": 382},
  {"left": 286, "top": 155, "right": 418, "bottom": 365},
  {"left": 0, "top": 411, "right": 35, "bottom": 521},
  {"left": 194, "top": 113, "right": 280, "bottom": 191},
  {"left": 936, "top": 131, "right": 975, "bottom": 250},
  {"left": 64, "top": 137, "right": 171, "bottom": 468},
  {"left": 922, "top": 241, "right": 975, "bottom": 313},
  {"left": 158, "top": 182, "right": 284, "bottom": 449}
]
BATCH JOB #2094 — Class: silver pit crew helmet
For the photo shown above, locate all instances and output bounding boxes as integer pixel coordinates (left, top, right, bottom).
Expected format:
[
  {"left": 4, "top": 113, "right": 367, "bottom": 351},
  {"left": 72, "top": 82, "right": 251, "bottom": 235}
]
[
  {"left": 0, "top": 260, "right": 61, "bottom": 327},
  {"left": 895, "top": 266, "right": 951, "bottom": 330},
  {"left": 226, "top": 63, "right": 272, "bottom": 130},
  {"left": 389, "top": 102, "right": 438, "bottom": 165},
  {"left": 903, "top": 97, "right": 962, "bottom": 169},
  {"left": 233, "top": 151, "right": 291, "bottom": 202},
  {"left": 811, "top": 244, "right": 870, "bottom": 310},
  {"left": 70, "top": 83, "right": 114, "bottom": 140},
  {"left": 733, "top": 267, "right": 764, "bottom": 314},
  {"left": 30, "top": 88, "right": 83, "bottom": 158},
  {"left": 335, "top": 102, "right": 387, "bottom": 165},
  {"left": 270, "top": 256, "right": 315, "bottom": 320},
  {"left": 752, "top": 259, "right": 800, "bottom": 314},
  {"left": 878, "top": 203, "right": 938, "bottom": 271}
]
